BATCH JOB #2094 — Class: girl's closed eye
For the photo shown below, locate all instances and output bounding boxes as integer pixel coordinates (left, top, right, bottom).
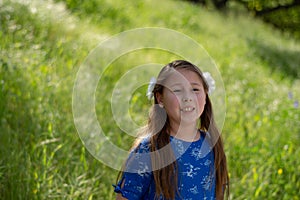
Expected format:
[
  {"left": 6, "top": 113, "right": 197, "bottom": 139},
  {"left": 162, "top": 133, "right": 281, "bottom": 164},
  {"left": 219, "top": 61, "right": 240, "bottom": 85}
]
[
  {"left": 172, "top": 88, "right": 182, "bottom": 93},
  {"left": 192, "top": 87, "right": 202, "bottom": 93}
]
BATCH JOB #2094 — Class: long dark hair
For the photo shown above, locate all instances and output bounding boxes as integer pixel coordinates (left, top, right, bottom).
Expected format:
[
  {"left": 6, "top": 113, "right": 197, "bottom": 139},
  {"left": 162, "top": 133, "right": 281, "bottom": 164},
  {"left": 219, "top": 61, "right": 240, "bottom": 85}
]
[{"left": 117, "top": 60, "right": 229, "bottom": 199}]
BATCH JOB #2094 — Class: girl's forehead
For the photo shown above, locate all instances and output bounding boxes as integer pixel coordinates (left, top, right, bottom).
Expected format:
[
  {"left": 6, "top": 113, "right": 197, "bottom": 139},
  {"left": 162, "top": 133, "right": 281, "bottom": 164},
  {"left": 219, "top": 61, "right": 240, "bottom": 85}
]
[{"left": 164, "top": 69, "right": 202, "bottom": 85}]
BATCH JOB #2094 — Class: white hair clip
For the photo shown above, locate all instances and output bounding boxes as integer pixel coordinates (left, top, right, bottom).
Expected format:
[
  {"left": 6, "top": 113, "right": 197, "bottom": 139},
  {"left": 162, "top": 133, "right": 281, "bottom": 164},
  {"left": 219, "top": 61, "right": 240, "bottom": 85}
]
[
  {"left": 203, "top": 72, "right": 216, "bottom": 95},
  {"left": 146, "top": 77, "right": 156, "bottom": 100}
]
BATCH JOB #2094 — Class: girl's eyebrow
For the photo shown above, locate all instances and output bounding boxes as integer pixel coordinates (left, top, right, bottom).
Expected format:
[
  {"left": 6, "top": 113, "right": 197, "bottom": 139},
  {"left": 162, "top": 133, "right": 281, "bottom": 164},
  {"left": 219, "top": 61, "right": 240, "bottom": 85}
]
[
  {"left": 170, "top": 83, "right": 182, "bottom": 87},
  {"left": 190, "top": 82, "right": 202, "bottom": 86},
  {"left": 170, "top": 82, "right": 202, "bottom": 87}
]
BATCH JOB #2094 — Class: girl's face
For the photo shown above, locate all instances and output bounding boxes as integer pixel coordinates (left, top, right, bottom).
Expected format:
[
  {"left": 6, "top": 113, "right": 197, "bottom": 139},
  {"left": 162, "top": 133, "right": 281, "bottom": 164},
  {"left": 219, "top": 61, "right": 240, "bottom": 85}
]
[{"left": 156, "top": 68, "right": 206, "bottom": 127}]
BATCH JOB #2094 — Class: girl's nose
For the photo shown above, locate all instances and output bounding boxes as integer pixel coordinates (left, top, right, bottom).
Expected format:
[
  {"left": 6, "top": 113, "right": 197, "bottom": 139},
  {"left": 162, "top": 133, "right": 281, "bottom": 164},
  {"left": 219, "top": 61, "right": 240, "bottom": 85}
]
[
  {"left": 181, "top": 89, "right": 194, "bottom": 102},
  {"left": 182, "top": 97, "right": 192, "bottom": 102}
]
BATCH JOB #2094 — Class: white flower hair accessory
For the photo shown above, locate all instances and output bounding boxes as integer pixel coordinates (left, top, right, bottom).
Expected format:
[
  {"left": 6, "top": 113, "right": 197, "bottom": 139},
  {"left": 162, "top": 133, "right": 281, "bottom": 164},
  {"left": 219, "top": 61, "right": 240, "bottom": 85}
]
[
  {"left": 146, "top": 77, "right": 156, "bottom": 100},
  {"left": 203, "top": 72, "right": 216, "bottom": 95}
]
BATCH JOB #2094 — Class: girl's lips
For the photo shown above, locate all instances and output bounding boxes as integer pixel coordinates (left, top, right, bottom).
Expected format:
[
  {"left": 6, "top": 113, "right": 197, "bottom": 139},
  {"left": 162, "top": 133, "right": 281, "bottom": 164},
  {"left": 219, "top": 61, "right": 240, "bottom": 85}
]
[{"left": 180, "top": 107, "right": 195, "bottom": 112}]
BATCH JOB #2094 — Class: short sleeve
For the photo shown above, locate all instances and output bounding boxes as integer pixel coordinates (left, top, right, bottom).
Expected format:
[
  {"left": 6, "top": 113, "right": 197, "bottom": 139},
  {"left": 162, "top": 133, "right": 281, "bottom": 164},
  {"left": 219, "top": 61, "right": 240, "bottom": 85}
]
[{"left": 113, "top": 139, "right": 153, "bottom": 200}]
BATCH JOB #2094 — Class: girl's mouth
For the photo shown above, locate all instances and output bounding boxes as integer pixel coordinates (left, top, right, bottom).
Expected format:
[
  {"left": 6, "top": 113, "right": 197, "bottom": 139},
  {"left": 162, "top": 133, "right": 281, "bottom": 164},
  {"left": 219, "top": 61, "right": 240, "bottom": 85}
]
[{"left": 180, "top": 107, "right": 195, "bottom": 112}]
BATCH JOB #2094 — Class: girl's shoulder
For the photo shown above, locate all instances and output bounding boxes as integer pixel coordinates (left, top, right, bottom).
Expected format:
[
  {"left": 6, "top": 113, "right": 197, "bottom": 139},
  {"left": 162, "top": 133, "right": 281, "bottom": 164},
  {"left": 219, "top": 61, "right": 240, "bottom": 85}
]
[{"left": 132, "top": 136, "right": 151, "bottom": 153}]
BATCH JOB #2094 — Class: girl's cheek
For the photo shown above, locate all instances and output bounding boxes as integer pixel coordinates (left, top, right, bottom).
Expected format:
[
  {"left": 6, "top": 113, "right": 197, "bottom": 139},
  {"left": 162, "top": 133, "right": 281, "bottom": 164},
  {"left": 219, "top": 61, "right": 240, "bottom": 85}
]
[
  {"left": 196, "top": 93, "right": 206, "bottom": 103},
  {"left": 172, "top": 94, "right": 181, "bottom": 104},
  {"left": 196, "top": 92, "right": 205, "bottom": 99},
  {"left": 168, "top": 91, "right": 180, "bottom": 100},
  {"left": 165, "top": 92, "right": 180, "bottom": 104}
]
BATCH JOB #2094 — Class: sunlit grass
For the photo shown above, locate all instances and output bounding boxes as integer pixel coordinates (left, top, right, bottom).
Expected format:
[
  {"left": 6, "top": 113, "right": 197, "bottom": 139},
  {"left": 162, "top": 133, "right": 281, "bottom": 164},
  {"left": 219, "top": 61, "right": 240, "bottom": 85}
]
[{"left": 0, "top": 0, "right": 299, "bottom": 199}]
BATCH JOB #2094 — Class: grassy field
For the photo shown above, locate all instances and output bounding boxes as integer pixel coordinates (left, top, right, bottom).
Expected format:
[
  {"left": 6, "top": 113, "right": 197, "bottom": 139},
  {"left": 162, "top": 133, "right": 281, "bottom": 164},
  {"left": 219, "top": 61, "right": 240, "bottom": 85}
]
[{"left": 0, "top": 0, "right": 299, "bottom": 199}]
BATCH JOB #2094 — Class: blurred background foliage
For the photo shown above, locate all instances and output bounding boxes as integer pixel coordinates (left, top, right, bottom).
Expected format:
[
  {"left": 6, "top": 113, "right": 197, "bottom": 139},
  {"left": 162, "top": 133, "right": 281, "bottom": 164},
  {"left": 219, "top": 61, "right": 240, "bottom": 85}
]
[
  {"left": 0, "top": 0, "right": 299, "bottom": 199},
  {"left": 185, "top": 0, "right": 300, "bottom": 39}
]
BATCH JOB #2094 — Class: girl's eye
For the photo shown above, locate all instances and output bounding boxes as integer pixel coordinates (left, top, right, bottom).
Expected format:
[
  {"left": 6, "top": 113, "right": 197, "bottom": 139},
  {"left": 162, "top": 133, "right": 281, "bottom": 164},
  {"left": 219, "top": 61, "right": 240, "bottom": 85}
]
[
  {"left": 173, "top": 89, "right": 181, "bottom": 93},
  {"left": 193, "top": 88, "right": 200, "bottom": 92}
]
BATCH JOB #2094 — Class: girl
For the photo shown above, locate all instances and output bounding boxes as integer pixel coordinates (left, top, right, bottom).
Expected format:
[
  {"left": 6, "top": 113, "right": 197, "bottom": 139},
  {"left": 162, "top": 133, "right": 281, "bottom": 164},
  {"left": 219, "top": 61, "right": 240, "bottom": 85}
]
[{"left": 114, "top": 60, "right": 229, "bottom": 200}]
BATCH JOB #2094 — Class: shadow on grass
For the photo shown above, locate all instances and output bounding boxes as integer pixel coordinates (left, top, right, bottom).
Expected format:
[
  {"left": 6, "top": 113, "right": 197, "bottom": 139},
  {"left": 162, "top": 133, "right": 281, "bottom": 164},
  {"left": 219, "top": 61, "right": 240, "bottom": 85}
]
[{"left": 248, "top": 39, "right": 300, "bottom": 80}]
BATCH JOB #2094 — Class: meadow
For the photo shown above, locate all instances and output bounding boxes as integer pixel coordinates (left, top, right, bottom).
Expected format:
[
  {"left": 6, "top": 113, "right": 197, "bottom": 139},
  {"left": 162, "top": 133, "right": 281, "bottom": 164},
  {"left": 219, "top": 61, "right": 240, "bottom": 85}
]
[{"left": 0, "top": 0, "right": 299, "bottom": 199}]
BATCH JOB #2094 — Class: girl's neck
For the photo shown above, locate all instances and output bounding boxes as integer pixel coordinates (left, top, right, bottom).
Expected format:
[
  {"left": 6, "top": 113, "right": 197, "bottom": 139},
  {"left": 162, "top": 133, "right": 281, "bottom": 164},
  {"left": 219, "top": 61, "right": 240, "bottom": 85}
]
[{"left": 169, "top": 122, "right": 199, "bottom": 142}]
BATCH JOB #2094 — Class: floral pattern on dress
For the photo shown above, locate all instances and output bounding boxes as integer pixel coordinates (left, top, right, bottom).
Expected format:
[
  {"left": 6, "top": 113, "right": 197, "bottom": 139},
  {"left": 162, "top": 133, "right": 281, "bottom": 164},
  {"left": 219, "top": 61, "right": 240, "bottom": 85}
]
[
  {"left": 191, "top": 147, "right": 203, "bottom": 160},
  {"left": 201, "top": 173, "right": 215, "bottom": 190},
  {"left": 114, "top": 131, "right": 216, "bottom": 200},
  {"left": 182, "top": 163, "right": 201, "bottom": 178}
]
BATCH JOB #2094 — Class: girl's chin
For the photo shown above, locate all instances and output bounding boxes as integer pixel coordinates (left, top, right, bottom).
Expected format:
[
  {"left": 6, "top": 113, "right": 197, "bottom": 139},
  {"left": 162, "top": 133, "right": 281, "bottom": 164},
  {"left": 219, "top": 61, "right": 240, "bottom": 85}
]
[
  {"left": 180, "top": 109, "right": 199, "bottom": 117},
  {"left": 180, "top": 114, "right": 199, "bottom": 123}
]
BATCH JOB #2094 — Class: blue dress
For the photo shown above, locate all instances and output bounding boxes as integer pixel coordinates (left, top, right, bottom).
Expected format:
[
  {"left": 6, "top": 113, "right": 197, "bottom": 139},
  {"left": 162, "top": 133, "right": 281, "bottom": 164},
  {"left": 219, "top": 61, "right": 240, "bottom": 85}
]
[{"left": 114, "top": 131, "right": 216, "bottom": 200}]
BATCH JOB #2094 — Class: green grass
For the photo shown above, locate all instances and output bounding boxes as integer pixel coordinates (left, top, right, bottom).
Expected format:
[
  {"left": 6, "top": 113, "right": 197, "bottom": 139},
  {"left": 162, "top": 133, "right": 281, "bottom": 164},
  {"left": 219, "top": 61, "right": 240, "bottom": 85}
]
[{"left": 0, "top": 0, "right": 299, "bottom": 199}]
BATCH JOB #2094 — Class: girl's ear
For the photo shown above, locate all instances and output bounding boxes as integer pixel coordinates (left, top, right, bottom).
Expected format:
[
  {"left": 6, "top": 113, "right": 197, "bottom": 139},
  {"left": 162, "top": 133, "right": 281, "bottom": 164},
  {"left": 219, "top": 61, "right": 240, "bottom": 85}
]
[{"left": 156, "top": 92, "right": 164, "bottom": 107}]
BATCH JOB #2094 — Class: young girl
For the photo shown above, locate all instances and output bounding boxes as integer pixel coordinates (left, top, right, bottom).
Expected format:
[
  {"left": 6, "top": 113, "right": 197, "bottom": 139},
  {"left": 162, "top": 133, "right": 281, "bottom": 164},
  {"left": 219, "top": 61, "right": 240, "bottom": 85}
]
[{"left": 114, "top": 60, "right": 229, "bottom": 200}]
